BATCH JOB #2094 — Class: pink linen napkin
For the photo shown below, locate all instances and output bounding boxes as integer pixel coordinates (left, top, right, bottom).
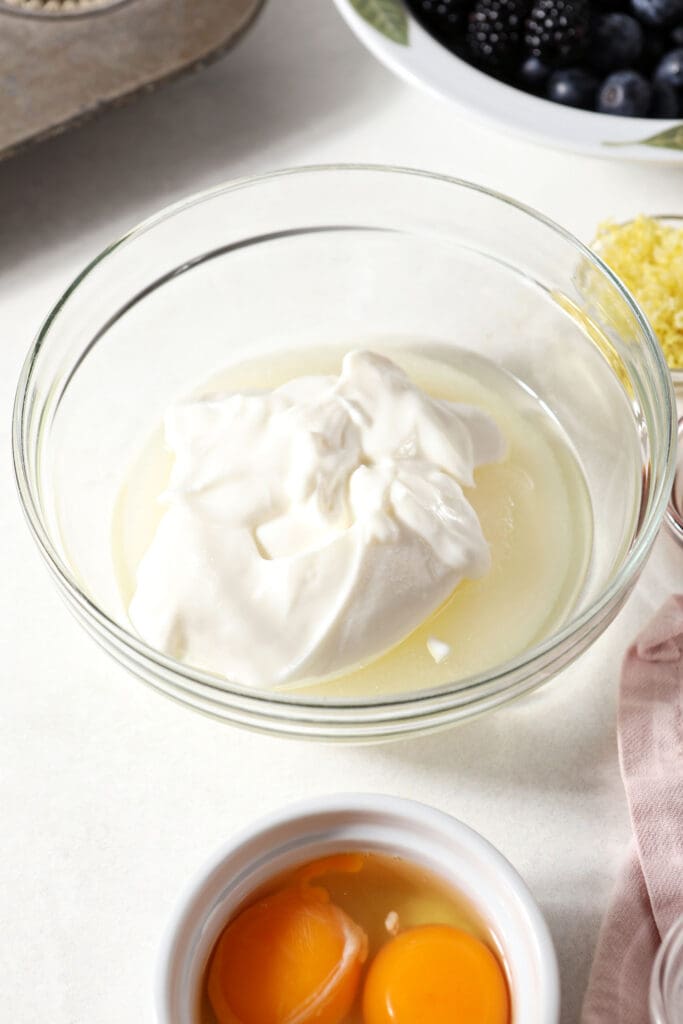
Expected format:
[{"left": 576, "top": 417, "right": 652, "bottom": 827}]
[{"left": 582, "top": 595, "right": 683, "bottom": 1024}]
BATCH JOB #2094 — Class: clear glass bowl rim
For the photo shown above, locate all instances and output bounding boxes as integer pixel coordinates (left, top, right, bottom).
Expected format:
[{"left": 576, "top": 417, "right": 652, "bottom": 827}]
[
  {"left": 11, "top": 164, "right": 678, "bottom": 715},
  {"left": 650, "top": 914, "right": 683, "bottom": 1024}
]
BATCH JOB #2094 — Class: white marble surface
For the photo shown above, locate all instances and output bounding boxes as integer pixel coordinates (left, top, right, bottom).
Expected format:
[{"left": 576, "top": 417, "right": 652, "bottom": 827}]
[{"left": 1, "top": 2, "right": 682, "bottom": 1022}]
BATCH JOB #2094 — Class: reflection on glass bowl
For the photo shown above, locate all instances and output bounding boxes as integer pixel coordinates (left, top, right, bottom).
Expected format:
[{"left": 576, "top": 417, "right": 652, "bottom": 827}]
[
  {"left": 650, "top": 914, "right": 683, "bottom": 1024},
  {"left": 665, "top": 418, "right": 683, "bottom": 547}
]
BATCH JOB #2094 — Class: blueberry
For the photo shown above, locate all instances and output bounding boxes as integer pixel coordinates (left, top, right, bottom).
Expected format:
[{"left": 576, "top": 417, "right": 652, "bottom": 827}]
[
  {"left": 595, "top": 0, "right": 630, "bottom": 10},
  {"left": 547, "top": 66, "right": 599, "bottom": 106},
  {"left": 518, "top": 54, "right": 552, "bottom": 90},
  {"left": 588, "top": 13, "right": 643, "bottom": 70},
  {"left": 639, "top": 28, "right": 669, "bottom": 70},
  {"left": 652, "top": 49, "right": 683, "bottom": 111},
  {"left": 651, "top": 78, "right": 682, "bottom": 112},
  {"left": 597, "top": 69, "right": 652, "bottom": 113},
  {"left": 630, "top": 0, "right": 683, "bottom": 28},
  {"left": 654, "top": 47, "right": 683, "bottom": 86},
  {"left": 671, "top": 25, "right": 683, "bottom": 44}
]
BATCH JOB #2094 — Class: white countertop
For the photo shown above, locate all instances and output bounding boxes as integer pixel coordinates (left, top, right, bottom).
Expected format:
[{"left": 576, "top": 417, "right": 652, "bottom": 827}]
[{"left": 1, "top": 2, "right": 682, "bottom": 1022}]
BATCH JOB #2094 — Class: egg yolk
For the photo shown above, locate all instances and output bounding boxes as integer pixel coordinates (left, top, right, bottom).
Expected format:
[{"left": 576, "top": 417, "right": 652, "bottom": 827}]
[
  {"left": 362, "top": 924, "right": 509, "bottom": 1024},
  {"left": 207, "top": 872, "right": 368, "bottom": 1024}
]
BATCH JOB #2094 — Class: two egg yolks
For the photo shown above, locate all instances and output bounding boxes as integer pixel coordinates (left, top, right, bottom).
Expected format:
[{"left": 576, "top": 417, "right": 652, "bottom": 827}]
[{"left": 207, "top": 858, "right": 509, "bottom": 1024}]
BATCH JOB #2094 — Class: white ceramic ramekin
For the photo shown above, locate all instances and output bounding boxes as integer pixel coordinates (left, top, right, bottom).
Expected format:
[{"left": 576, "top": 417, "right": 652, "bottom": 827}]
[{"left": 156, "top": 794, "right": 560, "bottom": 1024}]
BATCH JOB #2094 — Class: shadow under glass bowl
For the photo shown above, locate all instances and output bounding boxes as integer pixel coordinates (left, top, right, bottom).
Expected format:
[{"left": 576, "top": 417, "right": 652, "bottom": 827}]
[{"left": 12, "top": 165, "right": 677, "bottom": 741}]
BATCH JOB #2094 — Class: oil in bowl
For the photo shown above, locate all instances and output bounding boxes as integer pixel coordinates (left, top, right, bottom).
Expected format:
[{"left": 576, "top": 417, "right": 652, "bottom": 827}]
[
  {"left": 113, "top": 344, "right": 594, "bottom": 698},
  {"left": 199, "top": 851, "right": 510, "bottom": 1024}
]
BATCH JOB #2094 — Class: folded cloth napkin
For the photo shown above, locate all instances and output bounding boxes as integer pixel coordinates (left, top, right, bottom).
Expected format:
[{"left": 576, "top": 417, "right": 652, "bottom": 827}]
[{"left": 582, "top": 594, "right": 683, "bottom": 1024}]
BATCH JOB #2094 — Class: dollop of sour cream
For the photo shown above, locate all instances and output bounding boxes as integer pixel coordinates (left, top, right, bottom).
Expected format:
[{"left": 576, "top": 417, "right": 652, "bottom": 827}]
[{"left": 129, "top": 351, "right": 506, "bottom": 688}]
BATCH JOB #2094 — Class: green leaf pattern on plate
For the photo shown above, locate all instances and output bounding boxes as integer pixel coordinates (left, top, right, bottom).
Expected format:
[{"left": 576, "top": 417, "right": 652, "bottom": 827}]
[
  {"left": 638, "top": 124, "right": 683, "bottom": 150},
  {"left": 349, "top": 0, "right": 409, "bottom": 45},
  {"left": 605, "top": 124, "right": 683, "bottom": 151}
]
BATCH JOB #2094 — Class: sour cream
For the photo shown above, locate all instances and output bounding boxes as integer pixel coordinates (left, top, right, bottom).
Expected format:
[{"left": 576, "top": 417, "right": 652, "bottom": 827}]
[{"left": 128, "top": 351, "right": 505, "bottom": 687}]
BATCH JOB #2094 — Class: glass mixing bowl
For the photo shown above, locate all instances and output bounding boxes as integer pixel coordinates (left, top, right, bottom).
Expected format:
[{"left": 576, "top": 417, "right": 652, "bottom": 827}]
[
  {"left": 12, "top": 166, "right": 677, "bottom": 741},
  {"left": 651, "top": 915, "right": 683, "bottom": 1024}
]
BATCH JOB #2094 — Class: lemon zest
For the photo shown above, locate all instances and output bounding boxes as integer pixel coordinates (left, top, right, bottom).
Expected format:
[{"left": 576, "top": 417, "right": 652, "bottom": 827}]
[{"left": 594, "top": 215, "right": 683, "bottom": 370}]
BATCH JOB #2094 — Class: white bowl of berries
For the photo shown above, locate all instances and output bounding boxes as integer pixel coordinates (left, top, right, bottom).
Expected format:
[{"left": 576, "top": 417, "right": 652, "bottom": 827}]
[{"left": 334, "top": 0, "right": 683, "bottom": 159}]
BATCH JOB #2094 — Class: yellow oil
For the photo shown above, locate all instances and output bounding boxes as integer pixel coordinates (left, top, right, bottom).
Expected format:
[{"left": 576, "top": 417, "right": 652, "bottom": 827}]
[
  {"left": 199, "top": 851, "right": 504, "bottom": 1024},
  {"left": 112, "top": 344, "right": 593, "bottom": 696}
]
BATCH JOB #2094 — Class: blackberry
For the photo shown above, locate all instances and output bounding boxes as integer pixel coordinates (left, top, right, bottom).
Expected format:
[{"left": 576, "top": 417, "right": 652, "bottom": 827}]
[
  {"left": 524, "top": 0, "right": 590, "bottom": 65},
  {"left": 407, "top": 0, "right": 471, "bottom": 42},
  {"left": 467, "top": 0, "right": 528, "bottom": 69}
]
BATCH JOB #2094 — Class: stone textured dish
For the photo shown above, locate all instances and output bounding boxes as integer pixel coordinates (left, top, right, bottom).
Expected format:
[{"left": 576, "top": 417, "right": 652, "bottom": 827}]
[{"left": 0, "top": 0, "right": 265, "bottom": 159}]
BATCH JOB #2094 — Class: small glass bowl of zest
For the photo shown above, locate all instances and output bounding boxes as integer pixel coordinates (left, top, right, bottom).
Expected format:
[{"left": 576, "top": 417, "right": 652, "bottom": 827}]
[
  {"left": 156, "top": 795, "right": 559, "bottom": 1024},
  {"left": 592, "top": 215, "right": 683, "bottom": 398},
  {"left": 12, "top": 166, "right": 677, "bottom": 740}
]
